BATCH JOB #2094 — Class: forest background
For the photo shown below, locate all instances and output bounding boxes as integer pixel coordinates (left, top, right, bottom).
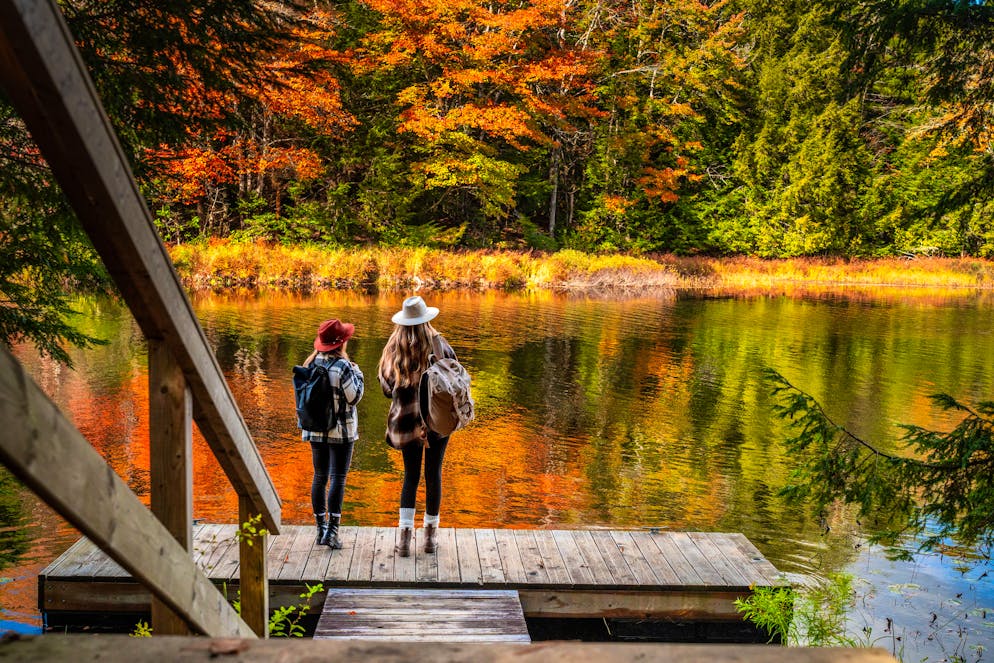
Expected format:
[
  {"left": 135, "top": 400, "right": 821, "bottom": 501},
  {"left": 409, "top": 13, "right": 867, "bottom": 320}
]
[{"left": 2, "top": 0, "right": 994, "bottom": 358}]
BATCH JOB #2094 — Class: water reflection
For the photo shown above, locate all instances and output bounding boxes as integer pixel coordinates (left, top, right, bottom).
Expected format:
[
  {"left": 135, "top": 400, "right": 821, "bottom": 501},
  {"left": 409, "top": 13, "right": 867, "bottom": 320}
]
[{"left": 3, "top": 288, "right": 994, "bottom": 644}]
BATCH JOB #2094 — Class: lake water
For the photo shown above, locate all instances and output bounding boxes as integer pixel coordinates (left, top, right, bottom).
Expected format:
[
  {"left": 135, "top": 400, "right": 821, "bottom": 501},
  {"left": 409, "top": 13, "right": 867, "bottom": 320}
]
[{"left": 2, "top": 287, "right": 993, "bottom": 658}]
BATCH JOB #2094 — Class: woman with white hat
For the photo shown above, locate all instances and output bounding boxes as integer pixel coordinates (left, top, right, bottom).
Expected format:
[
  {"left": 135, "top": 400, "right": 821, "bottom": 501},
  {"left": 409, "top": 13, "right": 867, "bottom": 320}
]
[{"left": 377, "top": 296, "right": 456, "bottom": 557}]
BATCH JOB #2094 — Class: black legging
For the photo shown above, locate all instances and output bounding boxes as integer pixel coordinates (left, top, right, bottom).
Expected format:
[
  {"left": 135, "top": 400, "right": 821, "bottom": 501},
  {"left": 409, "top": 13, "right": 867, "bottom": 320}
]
[
  {"left": 310, "top": 440, "right": 354, "bottom": 515},
  {"left": 400, "top": 431, "right": 449, "bottom": 516}
]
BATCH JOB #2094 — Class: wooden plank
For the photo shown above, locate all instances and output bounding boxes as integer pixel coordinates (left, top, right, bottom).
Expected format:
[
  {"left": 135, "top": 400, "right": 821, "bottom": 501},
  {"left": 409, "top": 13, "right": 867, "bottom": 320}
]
[
  {"left": 148, "top": 339, "right": 193, "bottom": 548},
  {"left": 513, "top": 530, "right": 550, "bottom": 584},
  {"left": 0, "top": 634, "right": 903, "bottom": 660},
  {"left": 436, "top": 528, "right": 460, "bottom": 583},
  {"left": 198, "top": 529, "right": 236, "bottom": 577},
  {"left": 628, "top": 530, "right": 681, "bottom": 586},
  {"left": 455, "top": 528, "right": 482, "bottom": 585},
  {"left": 492, "top": 528, "right": 527, "bottom": 584},
  {"left": 669, "top": 532, "right": 723, "bottom": 586},
  {"left": 212, "top": 526, "right": 261, "bottom": 583},
  {"left": 276, "top": 525, "right": 315, "bottom": 582},
  {"left": 533, "top": 530, "right": 571, "bottom": 586},
  {"left": 0, "top": 0, "right": 279, "bottom": 534},
  {"left": 89, "top": 550, "right": 127, "bottom": 578},
  {"left": 300, "top": 529, "right": 333, "bottom": 582},
  {"left": 316, "top": 588, "right": 529, "bottom": 643},
  {"left": 266, "top": 527, "right": 297, "bottom": 574},
  {"left": 325, "top": 588, "right": 523, "bottom": 600},
  {"left": 708, "top": 533, "right": 768, "bottom": 587},
  {"left": 722, "top": 533, "right": 784, "bottom": 585},
  {"left": 40, "top": 537, "right": 93, "bottom": 578},
  {"left": 315, "top": 633, "right": 531, "bottom": 642},
  {"left": 551, "top": 530, "right": 596, "bottom": 586},
  {"left": 370, "top": 527, "right": 396, "bottom": 583},
  {"left": 647, "top": 532, "right": 705, "bottom": 586},
  {"left": 569, "top": 530, "right": 616, "bottom": 585},
  {"left": 323, "top": 526, "right": 358, "bottom": 582},
  {"left": 588, "top": 530, "right": 638, "bottom": 585},
  {"left": 518, "top": 588, "right": 754, "bottom": 620},
  {"left": 0, "top": 348, "right": 253, "bottom": 637},
  {"left": 609, "top": 531, "right": 658, "bottom": 586},
  {"left": 149, "top": 340, "right": 194, "bottom": 635},
  {"left": 415, "top": 527, "right": 437, "bottom": 583},
  {"left": 393, "top": 527, "right": 416, "bottom": 583},
  {"left": 54, "top": 539, "right": 111, "bottom": 579},
  {"left": 238, "top": 499, "right": 269, "bottom": 637},
  {"left": 474, "top": 529, "right": 506, "bottom": 585},
  {"left": 686, "top": 532, "right": 751, "bottom": 587},
  {"left": 347, "top": 526, "right": 376, "bottom": 582},
  {"left": 191, "top": 524, "right": 224, "bottom": 572}
]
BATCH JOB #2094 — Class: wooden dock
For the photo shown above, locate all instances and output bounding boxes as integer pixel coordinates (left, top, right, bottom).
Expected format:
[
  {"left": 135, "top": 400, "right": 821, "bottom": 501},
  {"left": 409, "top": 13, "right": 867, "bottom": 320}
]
[
  {"left": 315, "top": 588, "right": 531, "bottom": 642},
  {"left": 40, "top": 525, "right": 785, "bottom": 630}
]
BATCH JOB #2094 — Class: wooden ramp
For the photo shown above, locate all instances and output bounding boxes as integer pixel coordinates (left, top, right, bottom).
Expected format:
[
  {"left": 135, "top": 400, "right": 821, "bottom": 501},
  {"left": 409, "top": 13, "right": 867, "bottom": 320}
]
[
  {"left": 40, "top": 525, "right": 786, "bottom": 628},
  {"left": 315, "top": 588, "right": 531, "bottom": 642}
]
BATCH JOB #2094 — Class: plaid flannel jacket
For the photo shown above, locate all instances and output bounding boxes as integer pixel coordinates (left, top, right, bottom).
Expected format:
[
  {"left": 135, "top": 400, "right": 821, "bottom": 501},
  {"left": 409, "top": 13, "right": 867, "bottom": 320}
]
[
  {"left": 379, "top": 334, "right": 455, "bottom": 449},
  {"left": 301, "top": 354, "right": 365, "bottom": 443}
]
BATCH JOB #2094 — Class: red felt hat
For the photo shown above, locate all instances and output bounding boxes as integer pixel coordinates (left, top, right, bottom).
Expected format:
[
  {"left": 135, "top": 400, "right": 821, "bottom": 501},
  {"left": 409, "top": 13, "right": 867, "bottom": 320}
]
[{"left": 314, "top": 319, "right": 355, "bottom": 352}]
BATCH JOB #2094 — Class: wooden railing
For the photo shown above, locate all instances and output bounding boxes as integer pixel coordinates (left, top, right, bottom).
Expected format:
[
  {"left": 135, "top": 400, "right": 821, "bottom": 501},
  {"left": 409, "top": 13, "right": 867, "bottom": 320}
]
[{"left": 0, "top": 0, "right": 280, "bottom": 637}]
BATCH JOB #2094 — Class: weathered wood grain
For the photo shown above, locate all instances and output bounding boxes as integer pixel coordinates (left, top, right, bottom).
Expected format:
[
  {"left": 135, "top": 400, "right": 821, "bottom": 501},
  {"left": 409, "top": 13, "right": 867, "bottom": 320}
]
[
  {"left": 474, "top": 529, "right": 506, "bottom": 585},
  {"left": 0, "top": 347, "right": 253, "bottom": 637},
  {"left": 42, "top": 526, "right": 788, "bottom": 627},
  {"left": 0, "top": 634, "right": 904, "bottom": 661},
  {"left": 315, "top": 588, "right": 529, "bottom": 642}
]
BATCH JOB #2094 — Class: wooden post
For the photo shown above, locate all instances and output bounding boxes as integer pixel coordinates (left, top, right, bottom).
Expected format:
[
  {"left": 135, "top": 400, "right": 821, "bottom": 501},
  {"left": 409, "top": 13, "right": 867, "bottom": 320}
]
[
  {"left": 0, "top": 347, "right": 255, "bottom": 637},
  {"left": 148, "top": 340, "right": 193, "bottom": 635},
  {"left": 239, "top": 497, "right": 269, "bottom": 638}
]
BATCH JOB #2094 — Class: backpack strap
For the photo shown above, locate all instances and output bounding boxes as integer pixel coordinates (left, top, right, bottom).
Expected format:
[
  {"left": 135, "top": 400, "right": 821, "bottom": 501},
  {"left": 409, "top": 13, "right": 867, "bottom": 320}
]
[
  {"left": 428, "top": 333, "right": 447, "bottom": 363},
  {"left": 316, "top": 355, "right": 349, "bottom": 442}
]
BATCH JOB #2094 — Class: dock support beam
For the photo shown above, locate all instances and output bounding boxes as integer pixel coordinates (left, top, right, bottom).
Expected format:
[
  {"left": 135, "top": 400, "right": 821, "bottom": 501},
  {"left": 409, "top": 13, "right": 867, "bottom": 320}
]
[
  {"left": 148, "top": 340, "right": 194, "bottom": 635},
  {"left": 239, "top": 498, "right": 270, "bottom": 637}
]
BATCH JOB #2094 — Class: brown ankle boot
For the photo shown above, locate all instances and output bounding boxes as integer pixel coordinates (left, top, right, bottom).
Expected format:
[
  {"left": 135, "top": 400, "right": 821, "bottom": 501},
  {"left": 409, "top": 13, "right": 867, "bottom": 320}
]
[
  {"left": 424, "top": 524, "right": 438, "bottom": 553},
  {"left": 397, "top": 527, "right": 413, "bottom": 557}
]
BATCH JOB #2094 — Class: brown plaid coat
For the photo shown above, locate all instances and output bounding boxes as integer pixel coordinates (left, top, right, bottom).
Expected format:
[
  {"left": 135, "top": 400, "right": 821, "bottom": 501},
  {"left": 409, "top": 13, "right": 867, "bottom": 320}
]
[{"left": 379, "top": 334, "right": 455, "bottom": 449}]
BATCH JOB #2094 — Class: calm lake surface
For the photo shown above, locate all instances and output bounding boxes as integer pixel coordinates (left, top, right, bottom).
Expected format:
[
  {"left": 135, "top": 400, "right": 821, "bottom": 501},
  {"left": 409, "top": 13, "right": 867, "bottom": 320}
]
[{"left": 2, "top": 287, "right": 993, "bottom": 657}]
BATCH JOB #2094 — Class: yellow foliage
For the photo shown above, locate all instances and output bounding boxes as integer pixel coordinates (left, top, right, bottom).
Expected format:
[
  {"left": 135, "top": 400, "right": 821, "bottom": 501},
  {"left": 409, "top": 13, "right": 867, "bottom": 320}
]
[{"left": 166, "top": 241, "right": 994, "bottom": 292}]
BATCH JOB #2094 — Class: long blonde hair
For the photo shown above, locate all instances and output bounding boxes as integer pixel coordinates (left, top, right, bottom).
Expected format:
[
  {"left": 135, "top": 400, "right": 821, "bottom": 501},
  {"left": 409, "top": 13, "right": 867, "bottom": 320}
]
[{"left": 378, "top": 322, "right": 436, "bottom": 388}]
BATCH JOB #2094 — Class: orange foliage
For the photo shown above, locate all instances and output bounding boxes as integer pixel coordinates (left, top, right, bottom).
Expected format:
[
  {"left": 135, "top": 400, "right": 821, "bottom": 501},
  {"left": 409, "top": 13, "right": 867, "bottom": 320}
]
[
  {"left": 152, "top": 5, "right": 355, "bottom": 208},
  {"left": 357, "top": 0, "right": 600, "bottom": 150}
]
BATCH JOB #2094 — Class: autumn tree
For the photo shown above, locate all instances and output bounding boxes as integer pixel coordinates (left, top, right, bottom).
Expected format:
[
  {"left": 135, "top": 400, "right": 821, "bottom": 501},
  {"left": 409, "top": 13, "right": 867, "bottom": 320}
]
[
  {"left": 0, "top": 0, "right": 324, "bottom": 360},
  {"left": 571, "top": 0, "right": 746, "bottom": 252},
  {"left": 149, "top": 4, "right": 356, "bottom": 242},
  {"left": 350, "top": 0, "right": 601, "bottom": 244}
]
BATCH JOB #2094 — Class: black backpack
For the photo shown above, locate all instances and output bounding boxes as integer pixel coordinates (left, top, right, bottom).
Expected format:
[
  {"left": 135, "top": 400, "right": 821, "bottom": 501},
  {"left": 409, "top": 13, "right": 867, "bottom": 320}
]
[{"left": 293, "top": 358, "right": 346, "bottom": 436}]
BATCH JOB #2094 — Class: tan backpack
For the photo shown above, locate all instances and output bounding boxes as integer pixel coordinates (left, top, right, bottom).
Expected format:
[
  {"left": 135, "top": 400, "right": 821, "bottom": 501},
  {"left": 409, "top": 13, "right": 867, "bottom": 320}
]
[{"left": 419, "top": 335, "right": 475, "bottom": 436}]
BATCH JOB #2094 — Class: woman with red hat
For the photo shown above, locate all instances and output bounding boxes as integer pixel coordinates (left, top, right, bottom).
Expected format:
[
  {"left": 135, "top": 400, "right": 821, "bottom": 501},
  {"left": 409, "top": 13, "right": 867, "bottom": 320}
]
[
  {"left": 302, "top": 318, "right": 364, "bottom": 549},
  {"left": 377, "top": 296, "right": 456, "bottom": 557}
]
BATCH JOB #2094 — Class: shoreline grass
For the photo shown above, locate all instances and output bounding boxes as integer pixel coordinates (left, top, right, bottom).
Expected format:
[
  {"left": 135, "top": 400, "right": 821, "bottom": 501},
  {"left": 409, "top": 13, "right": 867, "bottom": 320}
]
[{"left": 168, "top": 240, "right": 994, "bottom": 292}]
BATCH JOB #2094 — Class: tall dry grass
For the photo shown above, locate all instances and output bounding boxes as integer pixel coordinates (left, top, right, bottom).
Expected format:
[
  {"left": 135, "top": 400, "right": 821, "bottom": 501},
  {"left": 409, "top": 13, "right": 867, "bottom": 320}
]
[{"left": 168, "top": 240, "right": 994, "bottom": 291}]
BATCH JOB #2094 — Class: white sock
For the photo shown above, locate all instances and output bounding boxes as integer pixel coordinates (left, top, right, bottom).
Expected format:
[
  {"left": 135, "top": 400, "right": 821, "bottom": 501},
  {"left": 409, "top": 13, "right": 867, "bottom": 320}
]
[
  {"left": 399, "top": 508, "right": 415, "bottom": 528},
  {"left": 424, "top": 513, "right": 439, "bottom": 527}
]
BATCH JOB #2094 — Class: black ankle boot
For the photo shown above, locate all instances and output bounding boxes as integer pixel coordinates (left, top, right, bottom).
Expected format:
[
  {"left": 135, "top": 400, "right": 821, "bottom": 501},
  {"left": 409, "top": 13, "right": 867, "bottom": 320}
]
[
  {"left": 314, "top": 514, "right": 329, "bottom": 546},
  {"left": 325, "top": 515, "right": 342, "bottom": 549}
]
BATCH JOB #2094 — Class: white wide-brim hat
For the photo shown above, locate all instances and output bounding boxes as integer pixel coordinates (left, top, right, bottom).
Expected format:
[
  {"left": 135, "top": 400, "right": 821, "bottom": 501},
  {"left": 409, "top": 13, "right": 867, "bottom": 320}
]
[{"left": 392, "top": 295, "right": 439, "bottom": 326}]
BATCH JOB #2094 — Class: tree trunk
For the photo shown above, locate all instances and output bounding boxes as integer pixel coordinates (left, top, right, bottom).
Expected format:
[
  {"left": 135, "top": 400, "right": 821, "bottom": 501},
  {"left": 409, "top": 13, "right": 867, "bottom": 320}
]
[{"left": 548, "top": 146, "right": 560, "bottom": 235}]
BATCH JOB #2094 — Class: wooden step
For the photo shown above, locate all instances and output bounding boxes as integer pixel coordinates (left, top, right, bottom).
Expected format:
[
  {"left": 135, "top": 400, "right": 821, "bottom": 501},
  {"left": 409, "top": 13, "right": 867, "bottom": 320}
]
[{"left": 314, "top": 588, "right": 531, "bottom": 643}]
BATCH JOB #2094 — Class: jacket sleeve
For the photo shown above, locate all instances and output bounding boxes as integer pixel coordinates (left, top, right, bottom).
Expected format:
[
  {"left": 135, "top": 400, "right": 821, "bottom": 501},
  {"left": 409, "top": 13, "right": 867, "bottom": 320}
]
[
  {"left": 377, "top": 371, "right": 394, "bottom": 398},
  {"left": 341, "top": 362, "right": 365, "bottom": 406}
]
